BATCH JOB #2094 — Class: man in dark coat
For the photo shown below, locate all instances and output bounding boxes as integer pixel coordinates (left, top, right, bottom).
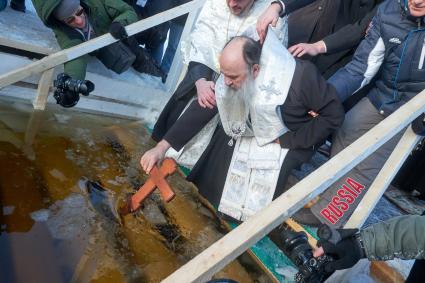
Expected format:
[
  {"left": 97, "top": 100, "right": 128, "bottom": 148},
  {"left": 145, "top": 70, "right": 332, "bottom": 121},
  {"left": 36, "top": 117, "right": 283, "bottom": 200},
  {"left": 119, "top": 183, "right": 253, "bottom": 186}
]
[
  {"left": 293, "top": 0, "right": 425, "bottom": 228},
  {"left": 141, "top": 35, "right": 344, "bottom": 220},
  {"left": 257, "top": 0, "right": 383, "bottom": 78}
]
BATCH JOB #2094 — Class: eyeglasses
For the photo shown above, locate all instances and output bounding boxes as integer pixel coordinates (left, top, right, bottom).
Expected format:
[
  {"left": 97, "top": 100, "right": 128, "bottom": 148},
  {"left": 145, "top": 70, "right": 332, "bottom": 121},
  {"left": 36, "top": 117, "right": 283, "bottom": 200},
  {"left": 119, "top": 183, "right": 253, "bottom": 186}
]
[{"left": 64, "top": 7, "right": 84, "bottom": 25}]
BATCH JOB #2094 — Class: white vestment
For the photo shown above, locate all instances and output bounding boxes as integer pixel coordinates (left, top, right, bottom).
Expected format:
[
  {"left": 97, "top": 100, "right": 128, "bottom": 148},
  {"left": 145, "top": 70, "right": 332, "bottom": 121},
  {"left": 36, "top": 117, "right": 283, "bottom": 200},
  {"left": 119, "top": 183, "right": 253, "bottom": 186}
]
[
  {"left": 181, "top": 0, "right": 288, "bottom": 72},
  {"left": 166, "top": 0, "right": 288, "bottom": 167},
  {"left": 216, "top": 29, "right": 296, "bottom": 221}
]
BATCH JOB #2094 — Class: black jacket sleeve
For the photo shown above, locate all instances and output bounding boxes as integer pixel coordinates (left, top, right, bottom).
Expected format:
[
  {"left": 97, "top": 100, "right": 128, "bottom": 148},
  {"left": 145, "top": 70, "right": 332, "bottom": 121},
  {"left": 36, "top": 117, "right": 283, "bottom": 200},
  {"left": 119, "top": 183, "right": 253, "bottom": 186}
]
[
  {"left": 323, "top": 6, "right": 379, "bottom": 54},
  {"left": 282, "top": 0, "right": 316, "bottom": 15},
  {"left": 173, "top": 61, "right": 217, "bottom": 100},
  {"left": 279, "top": 61, "right": 344, "bottom": 149},
  {"left": 188, "top": 61, "right": 216, "bottom": 82}
]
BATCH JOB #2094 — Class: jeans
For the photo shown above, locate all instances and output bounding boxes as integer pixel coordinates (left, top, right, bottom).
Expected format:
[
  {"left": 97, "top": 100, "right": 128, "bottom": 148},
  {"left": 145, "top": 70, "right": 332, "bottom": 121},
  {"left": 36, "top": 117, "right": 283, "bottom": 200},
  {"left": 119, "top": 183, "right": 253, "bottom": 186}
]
[{"left": 160, "top": 23, "right": 184, "bottom": 73}]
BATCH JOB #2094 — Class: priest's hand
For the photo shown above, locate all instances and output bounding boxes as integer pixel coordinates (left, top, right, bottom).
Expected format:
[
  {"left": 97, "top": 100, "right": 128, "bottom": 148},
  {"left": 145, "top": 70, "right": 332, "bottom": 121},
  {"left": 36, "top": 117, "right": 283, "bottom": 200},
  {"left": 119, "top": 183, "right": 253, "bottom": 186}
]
[
  {"left": 256, "top": 2, "right": 282, "bottom": 44},
  {"left": 288, "top": 41, "right": 327, "bottom": 58},
  {"left": 195, "top": 78, "right": 216, "bottom": 109},
  {"left": 140, "top": 140, "right": 171, "bottom": 174}
]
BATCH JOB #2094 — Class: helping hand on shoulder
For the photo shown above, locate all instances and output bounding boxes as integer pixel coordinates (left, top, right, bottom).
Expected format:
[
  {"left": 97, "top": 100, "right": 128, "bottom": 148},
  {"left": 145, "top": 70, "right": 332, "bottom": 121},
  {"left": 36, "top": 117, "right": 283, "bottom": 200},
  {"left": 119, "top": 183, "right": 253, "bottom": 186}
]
[
  {"left": 195, "top": 78, "right": 216, "bottom": 109},
  {"left": 288, "top": 41, "right": 327, "bottom": 58},
  {"left": 256, "top": 2, "right": 282, "bottom": 44}
]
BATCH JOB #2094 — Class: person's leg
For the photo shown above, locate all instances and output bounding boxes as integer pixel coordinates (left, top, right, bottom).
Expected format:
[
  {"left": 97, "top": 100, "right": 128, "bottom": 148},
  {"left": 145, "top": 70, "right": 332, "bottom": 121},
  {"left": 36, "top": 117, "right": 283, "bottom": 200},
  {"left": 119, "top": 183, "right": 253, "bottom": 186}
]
[
  {"left": 0, "top": 0, "right": 7, "bottom": 11},
  {"left": 136, "top": 0, "right": 174, "bottom": 62},
  {"left": 160, "top": 21, "right": 185, "bottom": 73},
  {"left": 273, "top": 148, "right": 315, "bottom": 199},
  {"left": 123, "top": 36, "right": 165, "bottom": 79},
  {"left": 10, "top": 0, "right": 25, "bottom": 12},
  {"left": 310, "top": 97, "right": 404, "bottom": 228}
]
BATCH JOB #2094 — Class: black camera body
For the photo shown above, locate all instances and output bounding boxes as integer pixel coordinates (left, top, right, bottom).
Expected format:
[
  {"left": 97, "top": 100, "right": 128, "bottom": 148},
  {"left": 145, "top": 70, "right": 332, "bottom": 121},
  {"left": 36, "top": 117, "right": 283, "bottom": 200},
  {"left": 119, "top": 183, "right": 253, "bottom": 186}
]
[
  {"left": 281, "top": 230, "right": 333, "bottom": 283},
  {"left": 53, "top": 73, "right": 94, "bottom": 108}
]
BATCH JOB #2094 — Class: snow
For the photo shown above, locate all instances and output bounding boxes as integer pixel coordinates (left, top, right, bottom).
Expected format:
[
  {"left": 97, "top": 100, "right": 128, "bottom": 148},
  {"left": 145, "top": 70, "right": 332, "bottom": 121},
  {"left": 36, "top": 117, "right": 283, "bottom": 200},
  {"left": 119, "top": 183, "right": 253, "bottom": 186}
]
[
  {"left": 0, "top": 0, "right": 171, "bottom": 123},
  {"left": 0, "top": 1, "right": 59, "bottom": 53}
]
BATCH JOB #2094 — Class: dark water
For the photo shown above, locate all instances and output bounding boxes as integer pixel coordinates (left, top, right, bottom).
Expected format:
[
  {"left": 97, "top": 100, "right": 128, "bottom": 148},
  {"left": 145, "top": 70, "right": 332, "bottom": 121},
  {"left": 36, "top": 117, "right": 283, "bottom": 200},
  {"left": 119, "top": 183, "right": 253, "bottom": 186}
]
[{"left": 0, "top": 101, "right": 267, "bottom": 283}]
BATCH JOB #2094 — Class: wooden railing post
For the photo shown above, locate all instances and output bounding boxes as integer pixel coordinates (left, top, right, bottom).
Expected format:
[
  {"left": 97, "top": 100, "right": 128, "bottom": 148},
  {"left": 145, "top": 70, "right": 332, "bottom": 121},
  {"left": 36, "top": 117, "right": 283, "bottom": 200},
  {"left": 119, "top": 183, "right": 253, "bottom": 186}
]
[
  {"left": 344, "top": 126, "right": 422, "bottom": 229},
  {"left": 33, "top": 68, "right": 54, "bottom": 110},
  {"left": 165, "top": 3, "right": 203, "bottom": 93}
]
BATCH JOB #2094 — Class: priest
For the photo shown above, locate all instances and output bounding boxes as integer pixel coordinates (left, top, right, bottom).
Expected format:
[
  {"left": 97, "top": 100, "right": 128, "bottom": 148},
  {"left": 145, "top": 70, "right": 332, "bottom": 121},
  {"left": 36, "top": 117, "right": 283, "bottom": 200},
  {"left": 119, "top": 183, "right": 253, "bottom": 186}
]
[
  {"left": 151, "top": 0, "right": 288, "bottom": 143},
  {"left": 141, "top": 31, "right": 344, "bottom": 221}
]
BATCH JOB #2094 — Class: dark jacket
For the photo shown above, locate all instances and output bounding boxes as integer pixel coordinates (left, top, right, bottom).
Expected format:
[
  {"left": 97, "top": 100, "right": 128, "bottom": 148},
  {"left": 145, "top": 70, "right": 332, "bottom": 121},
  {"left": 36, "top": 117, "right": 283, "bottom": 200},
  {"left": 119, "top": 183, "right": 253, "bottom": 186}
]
[
  {"left": 283, "top": 0, "right": 383, "bottom": 78},
  {"left": 32, "top": 0, "right": 137, "bottom": 79},
  {"left": 279, "top": 60, "right": 344, "bottom": 149},
  {"left": 362, "top": 215, "right": 425, "bottom": 261},
  {"left": 151, "top": 61, "right": 216, "bottom": 142},
  {"left": 329, "top": 0, "right": 425, "bottom": 116}
]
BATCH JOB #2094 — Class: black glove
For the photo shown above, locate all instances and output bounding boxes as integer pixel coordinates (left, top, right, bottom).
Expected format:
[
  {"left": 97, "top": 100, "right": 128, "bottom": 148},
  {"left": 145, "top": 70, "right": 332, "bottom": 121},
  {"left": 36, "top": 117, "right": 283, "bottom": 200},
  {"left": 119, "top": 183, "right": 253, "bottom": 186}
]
[
  {"left": 109, "top": 21, "right": 128, "bottom": 40},
  {"left": 412, "top": 113, "right": 425, "bottom": 136},
  {"left": 317, "top": 225, "right": 365, "bottom": 272}
]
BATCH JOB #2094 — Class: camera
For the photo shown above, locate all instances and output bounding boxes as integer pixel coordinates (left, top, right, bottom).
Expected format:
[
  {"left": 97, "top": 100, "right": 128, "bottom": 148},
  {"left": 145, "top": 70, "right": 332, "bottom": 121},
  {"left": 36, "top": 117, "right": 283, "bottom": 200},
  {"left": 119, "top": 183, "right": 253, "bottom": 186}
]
[
  {"left": 53, "top": 73, "right": 94, "bottom": 108},
  {"left": 281, "top": 229, "right": 333, "bottom": 283}
]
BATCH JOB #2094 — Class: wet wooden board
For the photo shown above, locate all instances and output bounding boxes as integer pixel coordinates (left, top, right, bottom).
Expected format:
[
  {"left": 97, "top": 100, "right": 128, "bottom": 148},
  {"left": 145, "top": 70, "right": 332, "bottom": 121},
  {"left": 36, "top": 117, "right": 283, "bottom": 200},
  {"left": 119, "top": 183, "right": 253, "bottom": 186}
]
[{"left": 384, "top": 185, "right": 425, "bottom": 215}]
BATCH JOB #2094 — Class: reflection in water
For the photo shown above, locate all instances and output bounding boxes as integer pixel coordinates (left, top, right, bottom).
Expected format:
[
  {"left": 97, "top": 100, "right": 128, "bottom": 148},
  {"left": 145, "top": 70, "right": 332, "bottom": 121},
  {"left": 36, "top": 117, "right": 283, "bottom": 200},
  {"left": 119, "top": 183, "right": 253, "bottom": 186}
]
[{"left": 0, "top": 101, "right": 268, "bottom": 283}]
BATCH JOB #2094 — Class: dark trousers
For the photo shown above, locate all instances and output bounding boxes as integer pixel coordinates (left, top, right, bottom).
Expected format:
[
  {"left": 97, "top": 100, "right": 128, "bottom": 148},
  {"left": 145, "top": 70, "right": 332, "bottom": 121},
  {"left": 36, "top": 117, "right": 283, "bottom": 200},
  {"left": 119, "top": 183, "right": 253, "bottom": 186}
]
[
  {"left": 311, "top": 98, "right": 403, "bottom": 228},
  {"left": 125, "top": 0, "right": 174, "bottom": 57}
]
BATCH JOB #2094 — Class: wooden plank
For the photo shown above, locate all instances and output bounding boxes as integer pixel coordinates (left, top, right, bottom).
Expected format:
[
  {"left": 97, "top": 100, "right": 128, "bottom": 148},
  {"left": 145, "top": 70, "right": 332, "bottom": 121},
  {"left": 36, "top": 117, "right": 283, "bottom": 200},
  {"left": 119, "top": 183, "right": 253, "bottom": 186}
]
[
  {"left": 33, "top": 68, "right": 54, "bottom": 110},
  {"left": 22, "top": 110, "right": 44, "bottom": 160},
  {"left": 162, "top": 89, "right": 425, "bottom": 283},
  {"left": 0, "top": 37, "right": 54, "bottom": 55},
  {"left": 342, "top": 127, "right": 420, "bottom": 283},
  {"left": 370, "top": 261, "right": 405, "bottom": 283},
  {"left": 344, "top": 126, "right": 421, "bottom": 229},
  {"left": 0, "top": 0, "right": 204, "bottom": 89},
  {"left": 0, "top": 85, "right": 154, "bottom": 121}
]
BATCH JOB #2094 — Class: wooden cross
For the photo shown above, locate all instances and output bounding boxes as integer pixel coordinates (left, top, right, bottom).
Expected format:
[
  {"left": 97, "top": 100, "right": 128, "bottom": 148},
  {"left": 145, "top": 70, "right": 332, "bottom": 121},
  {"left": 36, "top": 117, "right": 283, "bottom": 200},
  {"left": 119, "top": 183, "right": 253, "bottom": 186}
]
[{"left": 120, "top": 158, "right": 177, "bottom": 215}]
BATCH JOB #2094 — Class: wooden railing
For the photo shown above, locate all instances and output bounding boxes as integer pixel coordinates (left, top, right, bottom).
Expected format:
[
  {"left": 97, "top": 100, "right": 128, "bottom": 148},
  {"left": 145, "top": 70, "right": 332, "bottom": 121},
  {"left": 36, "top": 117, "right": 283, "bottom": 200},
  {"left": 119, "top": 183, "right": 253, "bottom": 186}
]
[
  {"left": 0, "top": 0, "right": 205, "bottom": 110},
  {"left": 163, "top": 89, "right": 425, "bottom": 282}
]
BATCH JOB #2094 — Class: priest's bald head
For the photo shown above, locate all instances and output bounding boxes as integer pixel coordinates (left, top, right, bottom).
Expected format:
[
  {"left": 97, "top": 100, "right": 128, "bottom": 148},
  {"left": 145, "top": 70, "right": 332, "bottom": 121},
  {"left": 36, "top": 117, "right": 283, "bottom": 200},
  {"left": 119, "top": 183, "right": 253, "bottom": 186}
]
[
  {"left": 219, "top": 36, "right": 261, "bottom": 90},
  {"left": 227, "top": 0, "right": 256, "bottom": 15}
]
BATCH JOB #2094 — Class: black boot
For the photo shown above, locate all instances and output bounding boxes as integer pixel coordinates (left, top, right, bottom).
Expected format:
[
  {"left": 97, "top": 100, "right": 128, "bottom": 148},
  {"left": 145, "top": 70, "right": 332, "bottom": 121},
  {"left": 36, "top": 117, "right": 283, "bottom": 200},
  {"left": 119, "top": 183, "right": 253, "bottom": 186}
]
[
  {"left": 10, "top": 0, "right": 25, "bottom": 12},
  {"left": 133, "top": 48, "right": 166, "bottom": 82}
]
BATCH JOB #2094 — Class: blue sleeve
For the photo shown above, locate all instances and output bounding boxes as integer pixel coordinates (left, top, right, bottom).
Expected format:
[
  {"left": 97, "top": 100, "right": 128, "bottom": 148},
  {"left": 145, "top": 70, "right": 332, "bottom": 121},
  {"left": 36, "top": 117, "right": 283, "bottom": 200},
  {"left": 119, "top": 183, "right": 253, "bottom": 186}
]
[{"left": 328, "top": 8, "right": 386, "bottom": 102}]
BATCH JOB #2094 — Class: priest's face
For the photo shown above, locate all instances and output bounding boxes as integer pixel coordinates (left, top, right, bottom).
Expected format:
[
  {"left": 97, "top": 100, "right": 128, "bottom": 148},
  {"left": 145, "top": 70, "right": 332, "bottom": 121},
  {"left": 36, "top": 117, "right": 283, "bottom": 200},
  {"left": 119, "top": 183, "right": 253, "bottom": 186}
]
[
  {"left": 220, "top": 61, "right": 259, "bottom": 90},
  {"left": 408, "top": 0, "right": 425, "bottom": 17},
  {"left": 227, "top": 0, "right": 255, "bottom": 15}
]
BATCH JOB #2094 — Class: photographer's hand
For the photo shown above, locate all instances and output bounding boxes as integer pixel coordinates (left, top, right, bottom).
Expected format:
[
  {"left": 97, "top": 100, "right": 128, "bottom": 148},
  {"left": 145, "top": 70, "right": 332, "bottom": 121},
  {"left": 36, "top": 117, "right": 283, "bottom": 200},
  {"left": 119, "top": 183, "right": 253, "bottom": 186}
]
[
  {"left": 109, "top": 21, "right": 128, "bottom": 40},
  {"left": 316, "top": 225, "right": 365, "bottom": 272}
]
